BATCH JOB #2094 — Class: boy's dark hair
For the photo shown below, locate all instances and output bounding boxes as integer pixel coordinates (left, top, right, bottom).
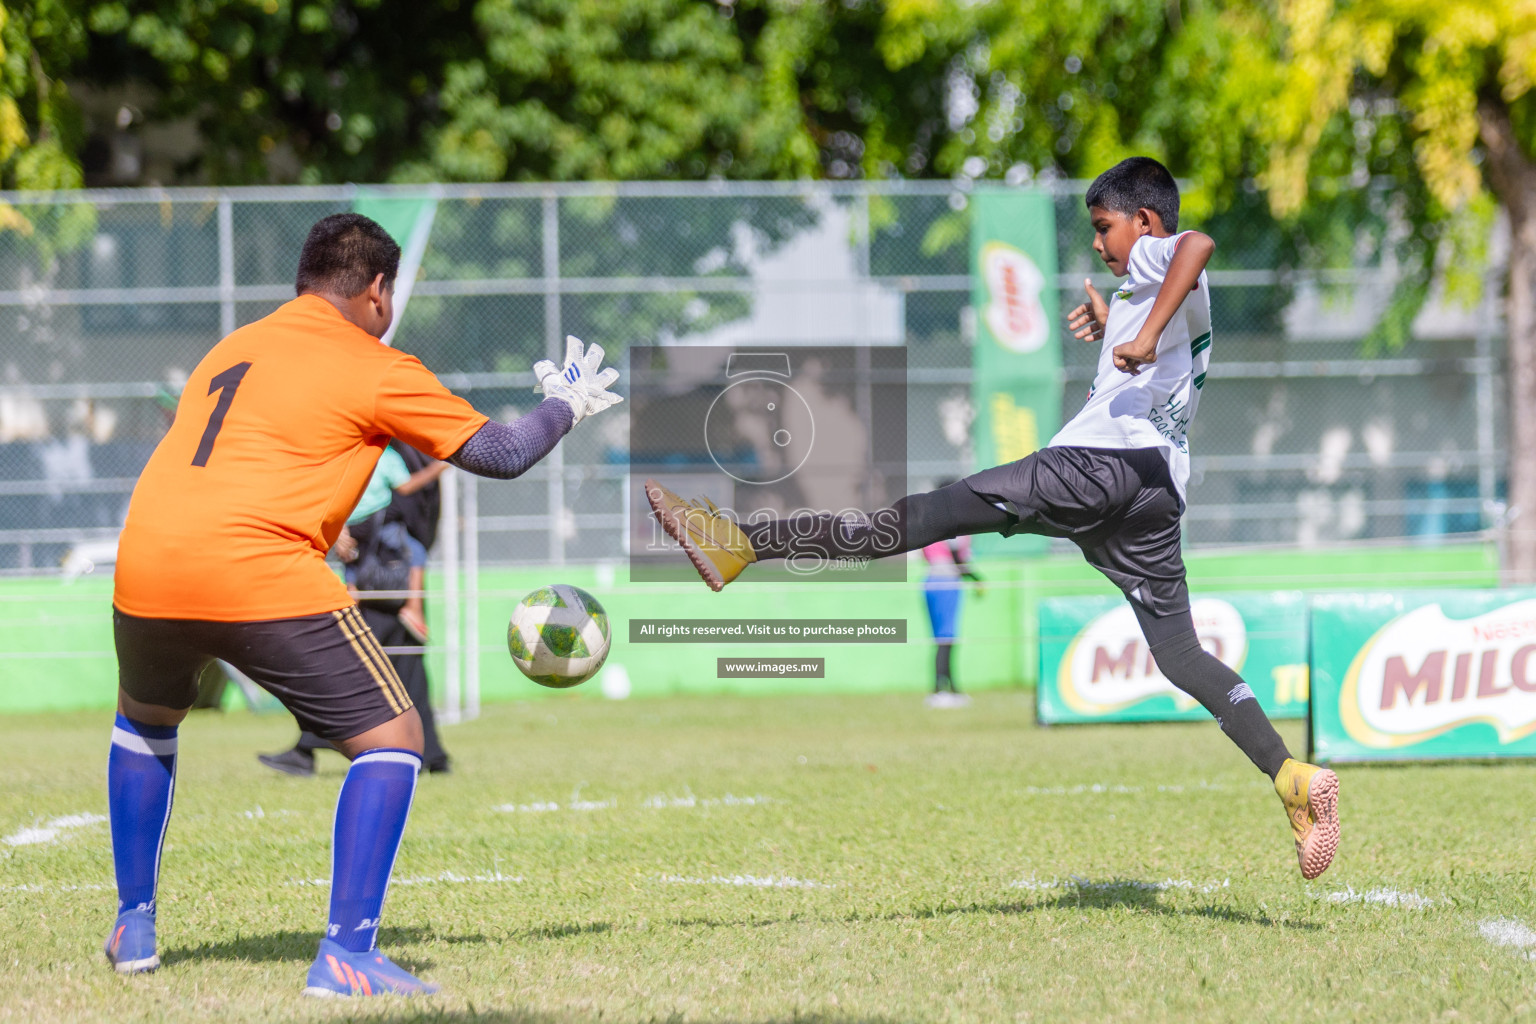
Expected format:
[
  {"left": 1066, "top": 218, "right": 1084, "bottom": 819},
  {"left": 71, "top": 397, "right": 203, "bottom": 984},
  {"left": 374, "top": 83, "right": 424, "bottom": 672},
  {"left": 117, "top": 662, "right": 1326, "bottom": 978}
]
[
  {"left": 1084, "top": 157, "right": 1179, "bottom": 233},
  {"left": 295, "top": 213, "right": 401, "bottom": 297}
]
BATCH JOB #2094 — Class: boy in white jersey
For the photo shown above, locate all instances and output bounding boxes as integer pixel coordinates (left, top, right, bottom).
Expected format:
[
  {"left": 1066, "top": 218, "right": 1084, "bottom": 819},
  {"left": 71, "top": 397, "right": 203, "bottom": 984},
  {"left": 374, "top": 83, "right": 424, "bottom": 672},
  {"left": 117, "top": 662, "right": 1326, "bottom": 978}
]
[{"left": 645, "top": 158, "right": 1341, "bottom": 880}]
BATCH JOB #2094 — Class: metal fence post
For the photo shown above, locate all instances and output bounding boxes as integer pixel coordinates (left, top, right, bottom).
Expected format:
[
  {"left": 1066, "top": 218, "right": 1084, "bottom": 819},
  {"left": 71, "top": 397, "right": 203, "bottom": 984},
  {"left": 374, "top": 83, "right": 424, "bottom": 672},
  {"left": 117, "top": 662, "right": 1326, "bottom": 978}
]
[
  {"left": 439, "top": 466, "right": 462, "bottom": 724},
  {"left": 217, "top": 194, "right": 235, "bottom": 338},
  {"left": 854, "top": 190, "right": 876, "bottom": 508},
  {"left": 462, "top": 469, "right": 480, "bottom": 721},
  {"left": 1476, "top": 266, "right": 1500, "bottom": 516},
  {"left": 542, "top": 190, "right": 566, "bottom": 566}
]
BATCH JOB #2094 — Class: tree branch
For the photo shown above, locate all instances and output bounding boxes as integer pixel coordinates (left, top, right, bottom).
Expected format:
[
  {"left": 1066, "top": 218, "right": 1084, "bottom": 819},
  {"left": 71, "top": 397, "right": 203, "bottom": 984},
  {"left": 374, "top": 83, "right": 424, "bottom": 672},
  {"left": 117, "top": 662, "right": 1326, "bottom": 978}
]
[{"left": 1479, "top": 94, "right": 1530, "bottom": 221}]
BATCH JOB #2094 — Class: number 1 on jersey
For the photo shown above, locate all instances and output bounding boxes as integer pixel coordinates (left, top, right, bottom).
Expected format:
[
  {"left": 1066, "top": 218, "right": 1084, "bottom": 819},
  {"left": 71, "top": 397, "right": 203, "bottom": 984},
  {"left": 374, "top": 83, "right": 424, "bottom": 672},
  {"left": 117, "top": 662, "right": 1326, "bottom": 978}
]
[{"left": 192, "top": 361, "right": 253, "bottom": 467}]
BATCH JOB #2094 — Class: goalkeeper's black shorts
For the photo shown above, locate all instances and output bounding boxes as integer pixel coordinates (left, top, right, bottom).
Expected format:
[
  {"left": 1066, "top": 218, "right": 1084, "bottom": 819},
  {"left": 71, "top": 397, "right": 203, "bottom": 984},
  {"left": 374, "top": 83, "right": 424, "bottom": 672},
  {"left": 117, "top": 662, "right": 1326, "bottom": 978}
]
[
  {"left": 112, "top": 606, "right": 412, "bottom": 740},
  {"left": 965, "top": 445, "right": 1189, "bottom": 617}
]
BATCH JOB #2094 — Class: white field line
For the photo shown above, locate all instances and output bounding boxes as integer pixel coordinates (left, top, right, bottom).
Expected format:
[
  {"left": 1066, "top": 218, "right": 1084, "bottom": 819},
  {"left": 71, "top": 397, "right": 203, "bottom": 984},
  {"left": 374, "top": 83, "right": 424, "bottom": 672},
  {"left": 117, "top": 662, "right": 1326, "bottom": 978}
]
[
  {"left": 494, "top": 793, "right": 773, "bottom": 813},
  {"left": 1319, "top": 886, "right": 1433, "bottom": 909},
  {"left": 290, "top": 870, "right": 522, "bottom": 889},
  {"left": 495, "top": 800, "right": 615, "bottom": 813},
  {"left": 0, "top": 882, "right": 111, "bottom": 893},
  {"left": 641, "top": 793, "right": 773, "bottom": 809},
  {"left": 1019, "top": 781, "right": 1264, "bottom": 796},
  {"left": 2, "top": 812, "right": 107, "bottom": 847},
  {"left": 240, "top": 806, "right": 299, "bottom": 820},
  {"left": 1479, "top": 918, "right": 1536, "bottom": 960},
  {"left": 1011, "top": 875, "right": 1231, "bottom": 894},
  {"left": 659, "top": 873, "right": 831, "bottom": 889}
]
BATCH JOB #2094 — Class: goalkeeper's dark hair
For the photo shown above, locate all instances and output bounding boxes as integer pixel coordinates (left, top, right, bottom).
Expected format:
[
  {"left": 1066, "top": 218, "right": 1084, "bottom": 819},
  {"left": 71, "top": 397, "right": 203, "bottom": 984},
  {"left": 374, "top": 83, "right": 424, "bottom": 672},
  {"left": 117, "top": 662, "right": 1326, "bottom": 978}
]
[
  {"left": 1084, "top": 157, "right": 1179, "bottom": 233},
  {"left": 295, "top": 213, "right": 401, "bottom": 298}
]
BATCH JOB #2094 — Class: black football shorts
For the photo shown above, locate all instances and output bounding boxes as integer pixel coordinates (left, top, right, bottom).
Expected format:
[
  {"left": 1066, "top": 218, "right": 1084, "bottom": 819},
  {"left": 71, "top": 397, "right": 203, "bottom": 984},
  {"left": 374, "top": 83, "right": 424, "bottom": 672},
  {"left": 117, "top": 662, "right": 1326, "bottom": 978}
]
[
  {"left": 113, "top": 606, "right": 413, "bottom": 740},
  {"left": 963, "top": 446, "right": 1189, "bottom": 616}
]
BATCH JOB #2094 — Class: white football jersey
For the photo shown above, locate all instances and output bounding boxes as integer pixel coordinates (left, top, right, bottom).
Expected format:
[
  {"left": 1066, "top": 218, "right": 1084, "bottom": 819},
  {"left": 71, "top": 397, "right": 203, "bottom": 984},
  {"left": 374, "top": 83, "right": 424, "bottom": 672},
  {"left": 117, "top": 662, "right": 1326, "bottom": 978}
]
[{"left": 1048, "top": 231, "right": 1211, "bottom": 500}]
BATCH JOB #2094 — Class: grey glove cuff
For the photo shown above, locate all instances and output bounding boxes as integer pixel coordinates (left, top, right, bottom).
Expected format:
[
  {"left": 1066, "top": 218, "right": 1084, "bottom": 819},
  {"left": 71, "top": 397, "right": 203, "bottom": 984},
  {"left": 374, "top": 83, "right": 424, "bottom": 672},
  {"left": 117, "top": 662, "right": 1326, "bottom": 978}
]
[{"left": 447, "top": 398, "right": 573, "bottom": 480}]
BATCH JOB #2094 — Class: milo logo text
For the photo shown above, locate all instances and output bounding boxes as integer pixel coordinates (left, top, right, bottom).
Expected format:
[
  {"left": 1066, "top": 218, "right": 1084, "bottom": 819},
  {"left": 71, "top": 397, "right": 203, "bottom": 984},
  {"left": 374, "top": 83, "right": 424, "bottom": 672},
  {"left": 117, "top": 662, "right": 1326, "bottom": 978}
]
[
  {"left": 1060, "top": 599, "right": 1248, "bottom": 715},
  {"left": 979, "top": 242, "right": 1048, "bottom": 354},
  {"left": 1341, "top": 600, "right": 1536, "bottom": 747}
]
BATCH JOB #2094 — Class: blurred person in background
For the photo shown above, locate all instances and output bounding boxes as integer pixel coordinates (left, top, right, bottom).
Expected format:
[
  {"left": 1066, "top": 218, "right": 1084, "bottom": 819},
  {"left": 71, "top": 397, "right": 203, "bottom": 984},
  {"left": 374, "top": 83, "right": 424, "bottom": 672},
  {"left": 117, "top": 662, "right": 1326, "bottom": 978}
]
[
  {"left": 258, "top": 441, "right": 452, "bottom": 776},
  {"left": 921, "top": 480, "right": 985, "bottom": 709}
]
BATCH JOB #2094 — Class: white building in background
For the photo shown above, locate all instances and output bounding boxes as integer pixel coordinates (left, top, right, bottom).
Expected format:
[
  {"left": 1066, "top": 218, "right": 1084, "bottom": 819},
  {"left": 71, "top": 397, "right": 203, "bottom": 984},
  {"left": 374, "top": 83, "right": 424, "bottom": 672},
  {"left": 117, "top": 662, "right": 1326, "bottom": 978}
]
[{"left": 676, "top": 198, "right": 905, "bottom": 348}]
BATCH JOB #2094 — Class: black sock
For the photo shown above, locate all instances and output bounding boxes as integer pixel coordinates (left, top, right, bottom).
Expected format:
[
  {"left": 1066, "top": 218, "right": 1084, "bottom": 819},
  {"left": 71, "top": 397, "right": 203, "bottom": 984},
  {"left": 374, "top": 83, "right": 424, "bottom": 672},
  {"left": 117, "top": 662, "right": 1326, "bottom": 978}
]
[
  {"left": 294, "top": 732, "right": 331, "bottom": 758},
  {"left": 935, "top": 645, "right": 954, "bottom": 692},
  {"left": 743, "top": 481, "right": 1013, "bottom": 561},
  {"left": 1133, "top": 603, "right": 1291, "bottom": 778}
]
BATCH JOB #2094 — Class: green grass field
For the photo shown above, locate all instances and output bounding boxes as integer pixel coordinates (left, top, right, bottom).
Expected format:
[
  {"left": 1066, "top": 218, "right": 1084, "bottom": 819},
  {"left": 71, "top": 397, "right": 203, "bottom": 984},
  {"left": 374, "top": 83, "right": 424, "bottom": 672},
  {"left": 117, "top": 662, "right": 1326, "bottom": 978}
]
[{"left": 2, "top": 693, "right": 1534, "bottom": 1023}]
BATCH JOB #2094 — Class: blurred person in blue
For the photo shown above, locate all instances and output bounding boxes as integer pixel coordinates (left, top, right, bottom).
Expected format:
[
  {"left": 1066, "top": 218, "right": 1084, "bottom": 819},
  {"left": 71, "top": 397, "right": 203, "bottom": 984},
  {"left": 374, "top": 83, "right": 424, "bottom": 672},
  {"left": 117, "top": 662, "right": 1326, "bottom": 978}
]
[{"left": 920, "top": 479, "right": 984, "bottom": 709}]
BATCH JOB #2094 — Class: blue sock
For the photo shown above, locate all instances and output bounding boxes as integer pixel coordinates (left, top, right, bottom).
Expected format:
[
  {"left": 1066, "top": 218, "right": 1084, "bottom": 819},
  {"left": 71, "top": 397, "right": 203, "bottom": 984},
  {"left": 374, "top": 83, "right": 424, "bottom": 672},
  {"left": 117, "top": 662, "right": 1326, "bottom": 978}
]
[
  {"left": 328, "top": 748, "right": 420, "bottom": 953},
  {"left": 107, "top": 714, "right": 178, "bottom": 917}
]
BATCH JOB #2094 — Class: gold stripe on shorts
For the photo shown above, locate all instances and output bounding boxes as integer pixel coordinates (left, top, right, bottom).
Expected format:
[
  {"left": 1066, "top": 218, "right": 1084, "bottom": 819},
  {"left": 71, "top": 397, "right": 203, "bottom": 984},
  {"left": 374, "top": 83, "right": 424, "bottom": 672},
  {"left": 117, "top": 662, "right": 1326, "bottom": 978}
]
[
  {"left": 345, "top": 606, "right": 412, "bottom": 712},
  {"left": 331, "top": 609, "right": 404, "bottom": 716}
]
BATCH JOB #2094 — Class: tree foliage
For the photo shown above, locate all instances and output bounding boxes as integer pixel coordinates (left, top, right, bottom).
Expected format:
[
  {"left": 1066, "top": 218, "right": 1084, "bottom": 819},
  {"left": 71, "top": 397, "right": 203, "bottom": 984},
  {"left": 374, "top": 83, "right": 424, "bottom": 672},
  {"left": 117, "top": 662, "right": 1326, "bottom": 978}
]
[
  {"left": 29, "top": 1, "right": 1276, "bottom": 196},
  {"left": 1251, "top": 0, "right": 1527, "bottom": 218},
  {"left": 0, "top": 1, "right": 94, "bottom": 256},
  {"left": 1227, "top": 1, "right": 1530, "bottom": 345},
  {"left": 415, "top": 0, "right": 762, "bottom": 181},
  {"left": 81, "top": 0, "right": 479, "bottom": 183}
]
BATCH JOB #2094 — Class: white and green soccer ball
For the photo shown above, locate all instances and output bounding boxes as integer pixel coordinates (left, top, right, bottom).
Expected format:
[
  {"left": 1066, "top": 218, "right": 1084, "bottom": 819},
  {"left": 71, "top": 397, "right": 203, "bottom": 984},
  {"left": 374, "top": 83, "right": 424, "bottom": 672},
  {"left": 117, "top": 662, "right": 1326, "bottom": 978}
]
[{"left": 507, "top": 585, "right": 612, "bottom": 688}]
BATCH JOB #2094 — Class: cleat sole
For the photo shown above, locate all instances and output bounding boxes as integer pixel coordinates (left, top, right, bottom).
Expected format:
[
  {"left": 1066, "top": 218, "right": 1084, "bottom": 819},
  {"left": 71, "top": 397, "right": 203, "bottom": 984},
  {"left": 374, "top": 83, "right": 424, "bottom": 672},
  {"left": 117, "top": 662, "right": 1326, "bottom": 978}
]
[
  {"left": 1298, "top": 769, "right": 1340, "bottom": 880},
  {"left": 646, "top": 481, "right": 726, "bottom": 592},
  {"left": 303, "top": 984, "right": 440, "bottom": 999},
  {"left": 110, "top": 954, "right": 160, "bottom": 975}
]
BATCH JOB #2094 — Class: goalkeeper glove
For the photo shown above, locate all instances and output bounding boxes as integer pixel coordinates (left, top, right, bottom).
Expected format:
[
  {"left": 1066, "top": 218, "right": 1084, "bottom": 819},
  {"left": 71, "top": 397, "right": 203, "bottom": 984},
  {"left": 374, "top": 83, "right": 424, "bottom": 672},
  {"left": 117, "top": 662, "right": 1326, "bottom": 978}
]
[{"left": 533, "top": 335, "right": 623, "bottom": 425}]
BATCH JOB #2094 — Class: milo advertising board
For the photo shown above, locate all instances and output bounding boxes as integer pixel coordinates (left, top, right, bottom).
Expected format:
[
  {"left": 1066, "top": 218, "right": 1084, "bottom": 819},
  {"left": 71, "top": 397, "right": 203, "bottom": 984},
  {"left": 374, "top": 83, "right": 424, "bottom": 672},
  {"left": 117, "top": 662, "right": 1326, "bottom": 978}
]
[
  {"left": 1310, "top": 590, "right": 1536, "bottom": 763},
  {"left": 1037, "top": 592, "right": 1309, "bottom": 724}
]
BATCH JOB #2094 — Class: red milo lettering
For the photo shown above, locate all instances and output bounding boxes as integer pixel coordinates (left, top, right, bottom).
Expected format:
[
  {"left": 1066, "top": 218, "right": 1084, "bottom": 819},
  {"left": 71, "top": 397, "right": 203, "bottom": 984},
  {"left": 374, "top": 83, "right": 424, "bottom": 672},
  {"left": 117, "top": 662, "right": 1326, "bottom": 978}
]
[
  {"left": 1001, "top": 264, "right": 1026, "bottom": 335},
  {"left": 1092, "top": 641, "right": 1137, "bottom": 683},
  {"left": 1512, "top": 644, "right": 1536, "bottom": 692},
  {"left": 1383, "top": 645, "right": 1536, "bottom": 709},
  {"left": 1380, "top": 651, "right": 1445, "bottom": 709},
  {"left": 1451, "top": 652, "right": 1473, "bottom": 701},
  {"left": 1477, "top": 648, "right": 1508, "bottom": 699}
]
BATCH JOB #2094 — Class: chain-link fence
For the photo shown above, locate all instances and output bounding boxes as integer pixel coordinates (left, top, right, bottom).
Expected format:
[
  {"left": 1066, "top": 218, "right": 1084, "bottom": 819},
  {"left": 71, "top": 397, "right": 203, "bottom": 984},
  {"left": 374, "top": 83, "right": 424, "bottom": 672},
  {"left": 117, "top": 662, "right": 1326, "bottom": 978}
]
[{"left": 0, "top": 180, "right": 1506, "bottom": 575}]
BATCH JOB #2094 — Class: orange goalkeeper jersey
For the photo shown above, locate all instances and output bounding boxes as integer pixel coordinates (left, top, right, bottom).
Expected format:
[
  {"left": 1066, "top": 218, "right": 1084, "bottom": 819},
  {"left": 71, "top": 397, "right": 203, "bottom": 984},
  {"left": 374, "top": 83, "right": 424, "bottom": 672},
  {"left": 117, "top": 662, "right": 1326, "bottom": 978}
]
[{"left": 114, "top": 294, "right": 488, "bottom": 621}]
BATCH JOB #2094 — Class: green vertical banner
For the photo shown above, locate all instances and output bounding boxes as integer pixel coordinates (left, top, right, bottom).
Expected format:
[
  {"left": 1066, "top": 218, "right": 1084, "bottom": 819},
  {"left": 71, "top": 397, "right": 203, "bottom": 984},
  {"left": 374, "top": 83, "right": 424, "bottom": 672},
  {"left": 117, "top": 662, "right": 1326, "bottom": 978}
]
[
  {"left": 970, "top": 188, "right": 1060, "bottom": 556},
  {"left": 353, "top": 190, "right": 438, "bottom": 348},
  {"left": 1310, "top": 590, "right": 1536, "bottom": 763}
]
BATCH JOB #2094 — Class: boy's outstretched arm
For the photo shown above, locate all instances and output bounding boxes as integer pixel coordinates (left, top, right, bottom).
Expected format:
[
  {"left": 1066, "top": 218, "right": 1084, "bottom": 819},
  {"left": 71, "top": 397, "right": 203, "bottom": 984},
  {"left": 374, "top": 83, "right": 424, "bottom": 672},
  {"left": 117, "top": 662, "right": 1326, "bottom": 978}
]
[{"left": 1112, "top": 232, "right": 1215, "bottom": 375}]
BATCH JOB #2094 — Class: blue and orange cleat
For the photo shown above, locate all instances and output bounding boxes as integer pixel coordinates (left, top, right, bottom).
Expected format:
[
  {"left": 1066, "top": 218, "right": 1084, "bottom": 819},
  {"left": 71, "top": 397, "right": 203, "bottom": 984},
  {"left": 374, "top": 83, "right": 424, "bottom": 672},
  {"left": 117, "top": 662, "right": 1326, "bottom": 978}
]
[
  {"left": 103, "top": 909, "right": 159, "bottom": 975},
  {"left": 303, "top": 938, "right": 439, "bottom": 998}
]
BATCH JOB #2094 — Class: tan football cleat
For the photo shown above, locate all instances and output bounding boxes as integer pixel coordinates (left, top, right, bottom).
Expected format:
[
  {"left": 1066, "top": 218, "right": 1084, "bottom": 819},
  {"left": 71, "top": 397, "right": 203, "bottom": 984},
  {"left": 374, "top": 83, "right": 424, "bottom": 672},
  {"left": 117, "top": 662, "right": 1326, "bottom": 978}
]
[
  {"left": 644, "top": 479, "right": 758, "bottom": 592},
  {"left": 1274, "top": 758, "right": 1340, "bottom": 879}
]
